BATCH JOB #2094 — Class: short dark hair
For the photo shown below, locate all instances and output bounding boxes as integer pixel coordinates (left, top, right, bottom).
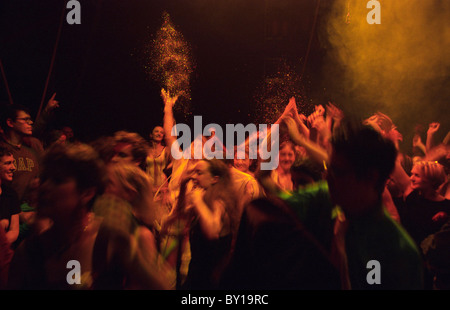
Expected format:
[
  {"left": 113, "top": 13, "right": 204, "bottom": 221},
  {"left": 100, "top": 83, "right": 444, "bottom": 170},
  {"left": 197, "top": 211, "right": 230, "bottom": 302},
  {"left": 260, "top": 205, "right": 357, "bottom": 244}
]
[
  {"left": 0, "top": 103, "right": 32, "bottom": 131},
  {"left": 113, "top": 131, "right": 149, "bottom": 170},
  {"left": 40, "top": 143, "right": 107, "bottom": 203},
  {"left": 331, "top": 119, "right": 398, "bottom": 194},
  {"left": 0, "top": 144, "right": 13, "bottom": 158}
]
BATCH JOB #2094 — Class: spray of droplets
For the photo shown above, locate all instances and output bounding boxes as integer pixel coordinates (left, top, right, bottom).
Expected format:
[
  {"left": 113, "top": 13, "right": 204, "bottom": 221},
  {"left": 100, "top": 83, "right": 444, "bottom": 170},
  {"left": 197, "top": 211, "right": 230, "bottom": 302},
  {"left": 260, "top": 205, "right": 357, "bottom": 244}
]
[
  {"left": 146, "top": 12, "right": 194, "bottom": 118},
  {"left": 252, "top": 60, "right": 313, "bottom": 125}
]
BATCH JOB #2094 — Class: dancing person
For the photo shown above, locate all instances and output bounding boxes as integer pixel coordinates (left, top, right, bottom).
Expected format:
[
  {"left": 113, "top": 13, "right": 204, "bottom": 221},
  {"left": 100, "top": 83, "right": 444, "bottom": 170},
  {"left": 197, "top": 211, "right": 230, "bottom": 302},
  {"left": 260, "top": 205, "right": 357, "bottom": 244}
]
[
  {"left": 147, "top": 125, "right": 171, "bottom": 189},
  {"left": 270, "top": 140, "right": 297, "bottom": 193},
  {"left": 179, "top": 159, "right": 239, "bottom": 290},
  {"left": 146, "top": 125, "right": 171, "bottom": 213},
  {"left": 111, "top": 130, "right": 149, "bottom": 171},
  {"left": 392, "top": 160, "right": 450, "bottom": 246},
  {"left": 7, "top": 143, "right": 171, "bottom": 290},
  {"left": 259, "top": 116, "right": 423, "bottom": 289},
  {"left": 219, "top": 195, "right": 341, "bottom": 290},
  {"left": 99, "top": 162, "right": 176, "bottom": 288}
]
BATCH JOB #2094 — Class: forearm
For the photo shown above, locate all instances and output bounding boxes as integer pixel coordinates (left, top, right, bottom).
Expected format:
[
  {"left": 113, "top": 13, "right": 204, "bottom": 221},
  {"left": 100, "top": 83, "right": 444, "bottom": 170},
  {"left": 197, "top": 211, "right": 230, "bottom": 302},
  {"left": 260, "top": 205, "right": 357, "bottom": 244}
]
[
  {"left": 5, "top": 214, "right": 19, "bottom": 244},
  {"left": 163, "top": 106, "right": 177, "bottom": 148},
  {"left": 291, "top": 134, "right": 329, "bottom": 165},
  {"left": 390, "top": 155, "right": 412, "bottom": 198},
  {"left": 193, "top": 200, "right": 222, "bottom": 239}
]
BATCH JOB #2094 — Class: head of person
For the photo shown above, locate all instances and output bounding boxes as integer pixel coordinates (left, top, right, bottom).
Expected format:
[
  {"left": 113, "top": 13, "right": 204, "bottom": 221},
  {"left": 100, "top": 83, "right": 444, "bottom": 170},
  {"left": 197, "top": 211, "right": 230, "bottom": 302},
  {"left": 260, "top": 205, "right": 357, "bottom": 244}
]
[
  {"left": 0, "top": 104, "right": 33, "bottom": 137},
  {"left": 89, "top": 135, "right": 116, "bottom": 165},
  {"left": 111, "top": 131, "right": 149, "bottom": 170},
  {"left": 150, "top": 126, "right": 165, "bottom": 145},
  {"left": 0, "top": 145, "right": 15, "bottom": 183},
  {"left": 327, "top": 120, "right": 397, "bottom": 217},
  {"left": 192, "top": 159, "right": 230, "bottom": 190},
  {"left": 44, "top": 130, "right": 67, "bottom": 148},
  {"left": 105, "top": 162, "right": 159, "bottom": 225},
  {"left": 193, "top": 158, "right": 239, "bottom": 233},
  {"left": 37, "top": 143, "right": 106, "bottom": 223},
  {"left": 277, "top": 140, "right": 296, "bottom": 173},
  {"left": 61, "top": 126, "right": 74, "bottom": 142},
  {"left": 410, "top": 161, "right": 447, "bottom": 193},
  {"left": 233, "top": 145, "right": 252, "bottom": 174}
]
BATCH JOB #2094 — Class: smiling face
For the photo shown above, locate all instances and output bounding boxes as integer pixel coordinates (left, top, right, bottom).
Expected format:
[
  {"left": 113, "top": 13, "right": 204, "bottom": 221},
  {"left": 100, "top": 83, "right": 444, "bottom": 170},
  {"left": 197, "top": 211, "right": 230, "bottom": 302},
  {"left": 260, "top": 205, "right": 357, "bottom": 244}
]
[
  {"left": 151, "top": 126, "right": 164, "bottom": 143},
  {"left": 409, "top": 162, "right": 446, "bottom": 192},
  {"left": 278, "top": 143, "right": 296, "bottom": 173},
  {"left": 410, "top": 165, "right": 428, "bottom": 191},
  {"left": 233, "top": 148, "right": 251, "bottom": 173},
  {"left": 0, "top": 154, "right": 15, "bottom": 182}
]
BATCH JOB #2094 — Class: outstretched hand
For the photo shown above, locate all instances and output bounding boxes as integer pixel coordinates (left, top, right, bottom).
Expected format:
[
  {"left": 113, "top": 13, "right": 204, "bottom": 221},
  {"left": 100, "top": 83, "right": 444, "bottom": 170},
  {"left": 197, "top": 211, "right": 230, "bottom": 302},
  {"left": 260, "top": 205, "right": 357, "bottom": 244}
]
[
  {"left": 45, "top": 92, "right": 60, "bottom": 111},
  {"left": 326, "top": 102, "right": 343, "bottom": 121},
  {"left": 161, "top": 88, "right": 179, "bottom": 109},
  {"left": 282, "top": 115, "right": 304, "bottom": 143},
  {"left": 427, "top": 122, "right": 440, "bottom": 135}
]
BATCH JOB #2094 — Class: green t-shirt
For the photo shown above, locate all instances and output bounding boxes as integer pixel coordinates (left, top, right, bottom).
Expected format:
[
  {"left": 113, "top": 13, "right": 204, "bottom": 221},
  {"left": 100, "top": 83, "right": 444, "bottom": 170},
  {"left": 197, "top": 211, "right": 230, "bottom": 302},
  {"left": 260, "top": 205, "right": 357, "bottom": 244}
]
[{"left": 280, "top": 181, "right": 424, "bottom": 290}]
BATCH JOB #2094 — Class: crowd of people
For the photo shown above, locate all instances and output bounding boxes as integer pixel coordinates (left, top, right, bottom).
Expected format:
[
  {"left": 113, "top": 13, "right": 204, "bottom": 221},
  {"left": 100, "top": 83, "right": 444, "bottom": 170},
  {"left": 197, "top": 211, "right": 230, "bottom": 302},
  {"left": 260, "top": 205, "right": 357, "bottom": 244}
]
[{"left": 0, "top": 89, "right": 449, "bottom": 290}]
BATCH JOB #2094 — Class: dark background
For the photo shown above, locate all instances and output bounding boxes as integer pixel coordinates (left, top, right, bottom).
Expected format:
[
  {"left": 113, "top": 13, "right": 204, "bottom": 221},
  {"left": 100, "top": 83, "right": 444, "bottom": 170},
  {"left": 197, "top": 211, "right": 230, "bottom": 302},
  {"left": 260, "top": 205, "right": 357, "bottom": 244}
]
[{"left": 0, "top": 0, "right": 448, "bottom": 152}]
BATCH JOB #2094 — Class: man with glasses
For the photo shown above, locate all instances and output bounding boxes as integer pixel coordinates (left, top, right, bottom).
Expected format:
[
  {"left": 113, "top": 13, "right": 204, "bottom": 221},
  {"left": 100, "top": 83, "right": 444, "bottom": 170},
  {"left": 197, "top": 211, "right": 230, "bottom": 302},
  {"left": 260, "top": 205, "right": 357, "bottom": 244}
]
[{"left": 0, "top": 104, "right": 43, "bottom": 247}]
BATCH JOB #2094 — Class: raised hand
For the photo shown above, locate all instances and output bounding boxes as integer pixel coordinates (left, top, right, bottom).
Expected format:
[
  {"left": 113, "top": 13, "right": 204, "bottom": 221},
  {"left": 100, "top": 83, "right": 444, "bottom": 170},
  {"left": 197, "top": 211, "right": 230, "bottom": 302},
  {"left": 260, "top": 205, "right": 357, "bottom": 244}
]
[
  {"left": 282, "top": 115, "right": 304, "bottom": 144},
  {"left": 161, "top": 88, "right": 179, "bottom": 109},
  {"left": 326, "top": 102, "right": 343, "bottom": 121},
  {"left": 427, "top": 122, "right": 440, "bottom": 135},
  {"left": 45, "top": 92, "right": 60, "bottom": 111}
]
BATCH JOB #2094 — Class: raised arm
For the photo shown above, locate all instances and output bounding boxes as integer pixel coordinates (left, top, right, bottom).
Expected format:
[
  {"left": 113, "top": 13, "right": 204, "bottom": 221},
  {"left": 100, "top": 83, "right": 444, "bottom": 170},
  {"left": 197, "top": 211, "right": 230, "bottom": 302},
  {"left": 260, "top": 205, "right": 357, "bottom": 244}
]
[
  {"left": 188, "top": 188, "right": 224, "bottom": 240},
  {"left": 283, "top": 116, "right": 329, "bottom": 165},
  {"left": 161, "top": 88, "right": 179, "bottom": 150},
  {"left": 426, "top": 122, "right": 440, "bottom": 153}
]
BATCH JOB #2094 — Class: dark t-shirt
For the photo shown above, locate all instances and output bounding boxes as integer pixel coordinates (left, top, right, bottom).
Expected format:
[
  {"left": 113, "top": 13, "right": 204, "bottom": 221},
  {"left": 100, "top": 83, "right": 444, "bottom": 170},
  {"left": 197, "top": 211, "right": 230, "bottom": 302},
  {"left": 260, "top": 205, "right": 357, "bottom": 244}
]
[
  {"left": 399, "top": 190, "right": 450, "bottom": 248},
  {"left": 0, "top": 185, "right": 21, "bottom": 227}
]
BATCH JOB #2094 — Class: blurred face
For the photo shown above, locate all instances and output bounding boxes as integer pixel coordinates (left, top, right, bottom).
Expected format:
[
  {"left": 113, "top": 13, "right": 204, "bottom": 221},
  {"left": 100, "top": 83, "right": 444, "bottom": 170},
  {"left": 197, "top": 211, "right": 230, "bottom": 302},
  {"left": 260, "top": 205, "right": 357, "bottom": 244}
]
[
  {"left": 192, "top": 160, "right": 216, "bottom": 189},
  {"left": 11, "top": 110, "right": 33, "bottom": 136},
  {"left": 0, "top": 154, "right": 15, "bottom": 182},
  {"left": 111, "top": 143, "right": 136, "bottom": 166},
  {"left": 151, "top": 126, "right": 164, "bottom": 143},
  {"left": 233, "top": 151, "right": 250, "bottom": 173},
  {"left": 278, "top": 145, "right": 295, "bottom": 172},
  {"left": 410, "top": 165, "right": 429, "bottom": 191},
  {"left": 62, "top": 127, "right": 74, "bottom": 139},
  {"left": 38, "top": 176, "right": 83, "bottom": 222},
  {"left": 326, "top": 151, "right": 375, "bottom": 216},
  {"left": 105, "top": 174, "right": 129, "bottom": 201}
]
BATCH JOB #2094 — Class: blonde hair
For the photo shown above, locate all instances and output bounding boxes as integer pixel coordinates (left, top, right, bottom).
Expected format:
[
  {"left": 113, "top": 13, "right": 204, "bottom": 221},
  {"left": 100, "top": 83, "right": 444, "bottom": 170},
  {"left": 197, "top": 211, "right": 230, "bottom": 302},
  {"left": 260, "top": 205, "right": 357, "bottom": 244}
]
[
  {"left": 106, "top": 162, "right": 160, "bottom": 224},
  {"left": 413, "top": 161, "right": 447, "bottom": 191}
]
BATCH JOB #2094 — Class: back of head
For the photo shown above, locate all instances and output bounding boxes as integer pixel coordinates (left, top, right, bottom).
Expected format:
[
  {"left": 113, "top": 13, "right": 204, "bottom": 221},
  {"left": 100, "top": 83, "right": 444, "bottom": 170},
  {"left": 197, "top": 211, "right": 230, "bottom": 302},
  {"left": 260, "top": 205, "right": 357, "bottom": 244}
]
[{"left": 331, "top": 118, "right": 398, "bottom": 194}]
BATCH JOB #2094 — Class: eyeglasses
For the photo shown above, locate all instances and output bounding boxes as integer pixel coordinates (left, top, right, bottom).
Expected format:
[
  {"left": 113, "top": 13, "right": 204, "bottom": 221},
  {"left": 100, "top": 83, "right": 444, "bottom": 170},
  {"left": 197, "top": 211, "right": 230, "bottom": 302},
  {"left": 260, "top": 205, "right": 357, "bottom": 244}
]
[{"left": 16, "top": 117, "right": 33, "bottom": 124}]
